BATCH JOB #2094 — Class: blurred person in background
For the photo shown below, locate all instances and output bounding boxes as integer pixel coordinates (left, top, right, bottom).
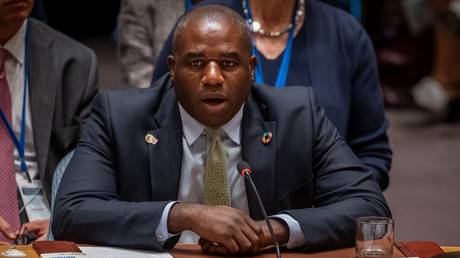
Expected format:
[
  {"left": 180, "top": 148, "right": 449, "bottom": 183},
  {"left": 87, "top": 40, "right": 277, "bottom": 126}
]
[
  {"left": 117, "top": 0, "right": 202, "bottom": 88},
  {"left": 411, "top": 0, "right": 460, "bottom": 123},
  {"left": 152, "top": 0, "right": 393, "bottom": 190},
  {"left": 0, "top": 0, "right": 98, "bottom": 244}
]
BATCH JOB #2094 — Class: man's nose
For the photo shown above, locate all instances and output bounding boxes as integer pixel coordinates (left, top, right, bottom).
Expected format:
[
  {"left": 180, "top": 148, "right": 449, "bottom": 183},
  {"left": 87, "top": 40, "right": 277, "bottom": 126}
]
[{"left": 201, "top": 61, "right": 224, "bottom": 86}]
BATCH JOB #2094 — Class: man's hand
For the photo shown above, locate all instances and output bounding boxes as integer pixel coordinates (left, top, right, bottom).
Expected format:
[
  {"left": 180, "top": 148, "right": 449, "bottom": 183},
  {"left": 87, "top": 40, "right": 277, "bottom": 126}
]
[
  {"left": 20, "top": 219, "right": 49, "bottom": 241},
  {"left": 198, "top": 218, "right": 291, "bottom": 255},
  {"left": 0, "top": 217, "right": 49, "bottom": 245},
  {"left": 168, "top": 203, "right": 262, "bottom": 255},
  {"left": 0, "top": 216, "right": 16, "bottom": 245},
  {"left": 256, "top": 219, "right": 290, "bottom": 248}
]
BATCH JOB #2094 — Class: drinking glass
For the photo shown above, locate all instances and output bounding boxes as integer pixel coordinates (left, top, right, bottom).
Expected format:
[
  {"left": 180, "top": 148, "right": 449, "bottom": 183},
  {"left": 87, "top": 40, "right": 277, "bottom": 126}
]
[{"left": 355, "top": 216, "right": 394, "bottom": 258}]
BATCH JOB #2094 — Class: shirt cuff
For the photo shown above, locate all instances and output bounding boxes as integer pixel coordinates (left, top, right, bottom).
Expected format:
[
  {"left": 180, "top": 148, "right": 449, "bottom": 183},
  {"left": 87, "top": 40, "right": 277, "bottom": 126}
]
[
  {"left": 270, "top": 214, "right": 306, "bottom": 249},
  {"left": 155, "top": 201, "right": 179, "bottom": 244}
]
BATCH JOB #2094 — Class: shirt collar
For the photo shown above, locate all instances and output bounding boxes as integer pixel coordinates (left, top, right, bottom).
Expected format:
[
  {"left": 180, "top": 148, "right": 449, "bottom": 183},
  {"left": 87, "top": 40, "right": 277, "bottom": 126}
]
[
  {"left": 178, "top": 103, "right": 244, "bottom": 146},
  {"left": 2, "top": 19, "right": 27, "bottom": 66}
]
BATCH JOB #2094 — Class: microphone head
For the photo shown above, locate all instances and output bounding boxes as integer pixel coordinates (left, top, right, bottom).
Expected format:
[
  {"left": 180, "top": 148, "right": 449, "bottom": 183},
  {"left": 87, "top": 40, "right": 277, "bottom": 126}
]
[{"left": 237, "top": 161, "right": 252, "bottom": 177}]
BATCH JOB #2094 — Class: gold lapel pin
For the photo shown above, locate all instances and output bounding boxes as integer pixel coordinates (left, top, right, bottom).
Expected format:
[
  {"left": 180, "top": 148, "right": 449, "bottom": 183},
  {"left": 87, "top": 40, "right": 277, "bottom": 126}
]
[
  {"left": 145, "top": 133, "right": 158, "bottom": 145},
  {"left": 262, "top": 131, "right": 272, "bottom": 145}
]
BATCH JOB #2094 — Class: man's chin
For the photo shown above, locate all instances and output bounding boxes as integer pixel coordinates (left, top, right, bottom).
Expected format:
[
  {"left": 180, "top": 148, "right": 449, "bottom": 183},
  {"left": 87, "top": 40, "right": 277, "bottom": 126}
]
[
  {"left": 2, "top": 12, "right": 29, "bottom": 23},
  {"left": 198, "top": 111, "right": 232, "bottom": 128}
]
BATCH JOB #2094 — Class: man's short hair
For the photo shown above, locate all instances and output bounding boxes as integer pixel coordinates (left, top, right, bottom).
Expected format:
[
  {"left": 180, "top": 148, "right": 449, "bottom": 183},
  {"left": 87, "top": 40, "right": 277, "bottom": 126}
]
[{"left": 172, "top": 5, "right": 252, "bottom": 55}]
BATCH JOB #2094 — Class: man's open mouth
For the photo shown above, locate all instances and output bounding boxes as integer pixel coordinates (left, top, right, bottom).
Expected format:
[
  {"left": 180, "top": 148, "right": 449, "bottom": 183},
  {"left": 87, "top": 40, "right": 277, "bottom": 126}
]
[
  {"left": 202, "top": 98, "right": 225, "bottom": 105},
  {"left": 201, "top": 93, "right": 227, "bottom": 105}
]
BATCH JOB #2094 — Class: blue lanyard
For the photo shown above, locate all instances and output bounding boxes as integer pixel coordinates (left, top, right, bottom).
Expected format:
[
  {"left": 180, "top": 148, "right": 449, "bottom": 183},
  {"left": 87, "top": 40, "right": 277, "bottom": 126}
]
[
  {"left": 185, "top": 0, "right": 193, "bottom": 11},
  {"left": 245, "top": 0, "right": 296, "bottom": 88},
  {"left": 0, "top": 21, "right": 31, "bottom": 182},
  {"left": 337, "top": 0, "right": 361, "bottom": 21},
  {"left": 349, "top": 0, "right": 362, "bottom": 22}
]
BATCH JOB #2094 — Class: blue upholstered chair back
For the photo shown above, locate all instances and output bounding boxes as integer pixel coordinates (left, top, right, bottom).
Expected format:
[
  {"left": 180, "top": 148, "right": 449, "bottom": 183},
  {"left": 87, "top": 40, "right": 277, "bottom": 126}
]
[{"left": 47, "top": 150, "right": 75, "bottom": 240}]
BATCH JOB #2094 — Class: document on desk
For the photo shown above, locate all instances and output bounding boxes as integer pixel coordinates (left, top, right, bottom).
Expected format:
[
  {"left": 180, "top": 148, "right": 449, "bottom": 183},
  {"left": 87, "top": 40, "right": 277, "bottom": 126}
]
[{"left": 79, "top": 246, "right": 172, "bottom": 258}]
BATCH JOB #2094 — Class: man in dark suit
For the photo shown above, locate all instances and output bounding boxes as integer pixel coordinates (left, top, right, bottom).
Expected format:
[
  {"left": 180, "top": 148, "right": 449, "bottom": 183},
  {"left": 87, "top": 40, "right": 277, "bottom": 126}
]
[
  {"left": 53, "top": 5, "right": 390, "bottom": 255},
  {"left": 0, "top": 0, "right": 98, "bottom": 243}
]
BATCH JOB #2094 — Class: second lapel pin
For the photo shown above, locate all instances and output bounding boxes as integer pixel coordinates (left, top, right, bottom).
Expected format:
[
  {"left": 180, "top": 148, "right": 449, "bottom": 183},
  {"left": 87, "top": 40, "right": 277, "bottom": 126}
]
[{"left": 262, "top": 131, "right": 272, "bottom": 145}]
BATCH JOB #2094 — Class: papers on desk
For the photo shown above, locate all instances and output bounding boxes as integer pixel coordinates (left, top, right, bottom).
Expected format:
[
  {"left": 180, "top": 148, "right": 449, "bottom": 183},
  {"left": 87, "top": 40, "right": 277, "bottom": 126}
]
[
  {"left": 79, "top": 246, "right": 172, "bottom": 258},
  {"left": 40, "top": 252, "right": 85, "bottom": 258}
]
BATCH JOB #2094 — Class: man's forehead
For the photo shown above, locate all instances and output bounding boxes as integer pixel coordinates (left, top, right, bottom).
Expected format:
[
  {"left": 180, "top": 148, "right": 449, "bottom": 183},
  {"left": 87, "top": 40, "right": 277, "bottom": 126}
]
[
  {"left": 181, "top": 49, "right": 242, "bottom": 59},
  {"left": 178, "top": 44, "right": 245, "bottom": 60},
  {"left": 172, "top": 7, "right": 251, "bottom": 57},
  {"left": 199, "top": 19, "right": 225, "bottom": 31},
  {"left": 177, "top": 24, "right": 244, "bottom": 53},
  {"left": 184, "top": 17, "right": 236, "bottom": 37}
]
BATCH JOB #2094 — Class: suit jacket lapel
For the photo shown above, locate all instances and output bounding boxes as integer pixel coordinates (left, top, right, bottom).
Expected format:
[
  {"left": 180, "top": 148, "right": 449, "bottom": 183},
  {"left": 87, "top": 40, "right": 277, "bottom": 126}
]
[
  {"left": 28, "top": 20, "right": 58, "bottom": 181},
  {"left": 147, "top": 86, "right": 183, "bottom": 201},
  {"left": 242, "top": 93, "right": 277, "bottom": 219}
]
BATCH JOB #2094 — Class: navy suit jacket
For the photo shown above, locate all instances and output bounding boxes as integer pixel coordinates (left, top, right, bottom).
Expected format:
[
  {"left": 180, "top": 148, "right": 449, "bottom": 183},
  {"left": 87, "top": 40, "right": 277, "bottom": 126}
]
[
  {"left": 53, "top": 74, "right": 390, "bottom": 251},
  {"left": 152, "top": 0, "right": 392, "bottom": 190}
]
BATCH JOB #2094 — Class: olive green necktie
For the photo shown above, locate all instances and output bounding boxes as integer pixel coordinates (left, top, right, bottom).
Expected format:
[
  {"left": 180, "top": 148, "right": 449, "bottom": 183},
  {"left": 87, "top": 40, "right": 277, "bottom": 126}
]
[{"left": 203, "top": 128, "right": 231, "bottom": 206}]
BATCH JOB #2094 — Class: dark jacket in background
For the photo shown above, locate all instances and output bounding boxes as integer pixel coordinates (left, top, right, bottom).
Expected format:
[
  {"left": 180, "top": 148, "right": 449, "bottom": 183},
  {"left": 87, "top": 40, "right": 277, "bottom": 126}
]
[{"left": 28, "top": 18, "right": 99, "bottom": 200}]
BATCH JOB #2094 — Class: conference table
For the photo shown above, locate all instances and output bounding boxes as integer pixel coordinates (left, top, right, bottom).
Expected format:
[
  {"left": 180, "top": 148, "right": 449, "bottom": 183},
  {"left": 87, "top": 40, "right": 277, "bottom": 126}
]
[{"left": 1, "top": 242, "right": 458, "bottom": 258}]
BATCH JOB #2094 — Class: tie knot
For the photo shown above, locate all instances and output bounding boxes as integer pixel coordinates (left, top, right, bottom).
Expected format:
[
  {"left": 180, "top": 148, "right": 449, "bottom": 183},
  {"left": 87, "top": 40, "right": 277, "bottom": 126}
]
[
  {"left": 0, "top": 48, "right": 7, "bottom": 68},
  {"left": 206, "top": 127, "right": 221, "bottom": 140}
]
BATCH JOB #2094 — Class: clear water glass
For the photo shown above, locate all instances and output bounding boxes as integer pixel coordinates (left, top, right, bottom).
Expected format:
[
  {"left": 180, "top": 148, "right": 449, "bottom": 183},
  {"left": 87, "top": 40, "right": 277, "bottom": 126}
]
[{"left": 355, "top": 216, "right": 394, "bottom": 258}]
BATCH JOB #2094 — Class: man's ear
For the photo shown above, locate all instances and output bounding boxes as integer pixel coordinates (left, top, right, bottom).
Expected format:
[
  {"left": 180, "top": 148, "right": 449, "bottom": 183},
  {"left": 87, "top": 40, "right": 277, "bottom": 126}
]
[
  {"left": 249, "top": 55, "right": 257, "bottom": 82},
  {"left": 167, "top": 55, "right": 176, "bottom": 81}
]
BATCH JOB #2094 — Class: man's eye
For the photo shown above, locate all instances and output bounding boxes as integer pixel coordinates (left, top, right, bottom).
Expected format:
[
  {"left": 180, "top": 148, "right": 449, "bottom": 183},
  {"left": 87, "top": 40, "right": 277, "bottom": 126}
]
[
  {"left": 189, "top": 60, "right": 203, "bottom": 67},
  {"left": 222, "top": 60, "right": 236, "bottom": 68}
]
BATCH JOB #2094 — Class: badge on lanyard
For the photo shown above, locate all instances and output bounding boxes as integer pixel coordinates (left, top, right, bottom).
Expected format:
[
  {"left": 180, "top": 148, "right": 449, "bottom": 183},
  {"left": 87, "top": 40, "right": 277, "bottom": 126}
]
[{"left": 15, "top": 173, "right": 50, "bottom": 221}]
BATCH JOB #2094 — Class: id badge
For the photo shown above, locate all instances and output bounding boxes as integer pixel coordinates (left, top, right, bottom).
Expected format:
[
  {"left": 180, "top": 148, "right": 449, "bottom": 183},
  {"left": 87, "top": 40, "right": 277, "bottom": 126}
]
[{"left": 15, "top": 173, "right": 51, "bottom": 221}]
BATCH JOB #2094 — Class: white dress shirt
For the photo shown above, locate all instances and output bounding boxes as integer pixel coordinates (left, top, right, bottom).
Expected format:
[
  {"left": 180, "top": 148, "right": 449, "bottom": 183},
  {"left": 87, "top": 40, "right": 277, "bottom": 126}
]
[
  {"left": 156, "top": 103, "right": 306, "bottom": 248},
  {"left": 1, "top": 20, "right": 38, "bottom": 180}
]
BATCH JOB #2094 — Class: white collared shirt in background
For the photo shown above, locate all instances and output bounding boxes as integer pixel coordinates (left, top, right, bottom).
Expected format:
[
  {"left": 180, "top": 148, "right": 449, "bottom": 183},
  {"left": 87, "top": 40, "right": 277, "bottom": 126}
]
[{"left": 1, "top": 19, "right": 38, "bottom": 181}]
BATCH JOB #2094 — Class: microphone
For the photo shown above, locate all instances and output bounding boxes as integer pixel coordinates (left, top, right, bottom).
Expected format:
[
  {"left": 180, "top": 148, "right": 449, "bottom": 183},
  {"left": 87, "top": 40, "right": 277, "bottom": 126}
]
[{"left": 237, "top": 161, "right": 281, "bottom": 258}]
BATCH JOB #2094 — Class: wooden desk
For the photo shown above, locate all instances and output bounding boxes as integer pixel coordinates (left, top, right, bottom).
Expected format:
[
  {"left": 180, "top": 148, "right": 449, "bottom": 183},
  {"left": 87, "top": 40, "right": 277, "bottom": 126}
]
[
  {"left": 172, "top": 244, "right": 406, "bottom": 257},
  {"left": 443, "top": 246, "right": 460, "bottom": 253},
  {"left": 1, "top": 244, "right": 407, "bottom": 258},
  {"left": 0, "top": 245, "right": 39, "bottom": 258}
]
